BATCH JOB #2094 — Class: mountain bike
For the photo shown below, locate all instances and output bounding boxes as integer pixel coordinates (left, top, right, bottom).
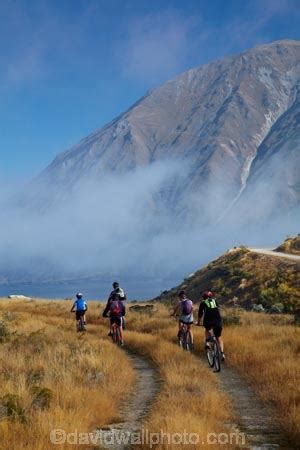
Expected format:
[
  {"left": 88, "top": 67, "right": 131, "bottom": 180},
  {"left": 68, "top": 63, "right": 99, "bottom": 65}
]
[
  {"left": 111, "top": 321, "right": 123, "bottom": 345},
  {"left": 206, "top": 334, "right": 221, "bottom": 372},
  {"left": 72, "top": 312, "right": 86, "bottom": 332},
  {"left": 77, "top": 315, "right": 86, "bottom": 332},
  {"left": 178, "top": 323, "right": 193, "bottom": 351}
]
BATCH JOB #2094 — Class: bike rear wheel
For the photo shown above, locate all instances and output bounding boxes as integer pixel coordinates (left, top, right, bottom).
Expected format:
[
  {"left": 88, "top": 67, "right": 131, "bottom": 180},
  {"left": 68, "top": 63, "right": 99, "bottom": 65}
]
[
  {"left": 206, "top": 345, "right": 214, "bottom": 367},
  {"left": 180, "top": 329, "right": 187, "bottom": 350},
  {"left": 77, "top": 317, "right": 85, "bottom": 332},
  {"left": 213, "top": 340, "right": 221, "bottom": 372},
  {"left": 112, "top": 326, "right": 122, "bottom": 345},
  {"left": 185, "top": 331, "right": 192, "bottom": 351}
]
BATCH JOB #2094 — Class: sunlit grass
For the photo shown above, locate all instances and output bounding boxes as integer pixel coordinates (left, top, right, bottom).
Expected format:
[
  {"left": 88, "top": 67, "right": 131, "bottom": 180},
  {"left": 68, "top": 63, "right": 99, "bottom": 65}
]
[{"left": 0, "top": 299, "right": 135, "bottom": 450}]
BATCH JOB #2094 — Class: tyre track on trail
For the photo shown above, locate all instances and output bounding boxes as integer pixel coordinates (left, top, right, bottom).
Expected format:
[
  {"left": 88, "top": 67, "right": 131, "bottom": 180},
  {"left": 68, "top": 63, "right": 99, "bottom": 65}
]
[
  {"left": 95, "top": 350, "right": 161, "bottom": 449},
  {"left": 210, "top": 359, "right": 290, "bottom": 449}
]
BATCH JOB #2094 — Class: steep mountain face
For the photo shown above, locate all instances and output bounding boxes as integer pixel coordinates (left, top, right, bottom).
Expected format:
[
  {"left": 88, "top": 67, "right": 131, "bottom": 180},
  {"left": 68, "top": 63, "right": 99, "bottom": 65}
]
[
  {"left": 236, "top": 86, "right": 300, "bottom": 221},
  {"left": 7, "top": 40, "right": 299, "bottom": 285},
  {"left": 38, "top": 39, "right": 300, "bottom": 222}
]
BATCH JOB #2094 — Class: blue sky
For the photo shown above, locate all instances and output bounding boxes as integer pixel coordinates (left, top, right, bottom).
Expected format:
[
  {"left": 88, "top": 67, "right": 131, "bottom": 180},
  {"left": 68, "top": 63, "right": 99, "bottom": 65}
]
[{"left": 1, "top": 0, "right": 300, "bottom": 179}]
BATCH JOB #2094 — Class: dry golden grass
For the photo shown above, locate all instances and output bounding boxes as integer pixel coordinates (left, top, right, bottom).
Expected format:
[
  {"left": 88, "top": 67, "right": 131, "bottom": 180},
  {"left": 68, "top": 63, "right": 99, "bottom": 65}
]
[
  {"left": 224, "top": 310, "right": 300, "bottom": 446},
  {"left": 1, "top": 298, "right": 297, "bottom": 449},
  {"left": 0, "top": 299, "right": 135, "bottom": 450}
]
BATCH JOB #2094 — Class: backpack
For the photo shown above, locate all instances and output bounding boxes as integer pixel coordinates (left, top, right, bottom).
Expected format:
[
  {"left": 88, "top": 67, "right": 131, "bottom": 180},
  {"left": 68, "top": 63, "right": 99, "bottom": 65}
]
[
  {"left": 110, "top": 300, "right": 121, "bottom": 315},
  {"left": 76, "top": 299, "right": 86, "bottom": 311},
  {"left": 181, "top": 299, "right": 193, "bottom": 315}
]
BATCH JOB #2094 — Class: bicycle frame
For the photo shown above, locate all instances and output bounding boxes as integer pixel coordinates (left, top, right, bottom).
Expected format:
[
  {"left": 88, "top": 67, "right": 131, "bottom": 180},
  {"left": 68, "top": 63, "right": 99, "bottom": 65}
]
[
  {"left": 111, "top": 322, "right": 122, "bottom": 345},
  {"left": 72, "top": 311, "right": 86, "bottom": 332},
  {"left": 178, "top": 323, "right": 192, "bottom": 351}
]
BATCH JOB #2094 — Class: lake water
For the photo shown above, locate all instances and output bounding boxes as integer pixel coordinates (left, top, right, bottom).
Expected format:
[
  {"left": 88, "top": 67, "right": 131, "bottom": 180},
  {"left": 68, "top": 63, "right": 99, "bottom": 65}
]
[{"left": 0, "top": 277, "right": 180, "bottom": 301}]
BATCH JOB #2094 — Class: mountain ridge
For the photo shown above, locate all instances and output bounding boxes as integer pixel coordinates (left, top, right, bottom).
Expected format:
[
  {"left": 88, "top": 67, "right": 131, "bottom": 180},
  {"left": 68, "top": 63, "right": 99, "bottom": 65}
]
[
  {"left": 35, "top": 39, "right": 300, "bottom": 224},
  {"left": 5, "top": 39, "right": 299, "bottom": 284}
]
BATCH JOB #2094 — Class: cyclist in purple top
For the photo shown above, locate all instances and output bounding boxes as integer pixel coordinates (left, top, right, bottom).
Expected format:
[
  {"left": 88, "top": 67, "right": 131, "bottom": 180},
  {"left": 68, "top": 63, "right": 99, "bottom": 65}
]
[{"left": 172, "top": 290, "right": 194, "bottom": 346}]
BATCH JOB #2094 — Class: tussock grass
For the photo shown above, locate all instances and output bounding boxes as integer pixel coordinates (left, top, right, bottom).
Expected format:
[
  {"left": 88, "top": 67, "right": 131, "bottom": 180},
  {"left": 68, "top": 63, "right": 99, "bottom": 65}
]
[
  {"left": 0, "top": 299, "right": 135, "bottom": 450},
  {"left": 224, "top": 310, "right": 300, "bottom": 446},
  {"left": 1, "top": 298, "right": 297, "bottom": 448}
]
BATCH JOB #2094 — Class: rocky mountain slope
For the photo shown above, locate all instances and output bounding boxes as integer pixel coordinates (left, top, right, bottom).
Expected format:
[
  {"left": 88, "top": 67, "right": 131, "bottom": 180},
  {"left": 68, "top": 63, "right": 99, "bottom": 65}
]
[
  {"left": 7, "top": 40, "right": 299, "bottom": 285},
  {"left": 155, "top": 239, "right": 300, "bottom": 311},
  {"left": 36, "top": 39, "right": 300, "bottom": 223}
]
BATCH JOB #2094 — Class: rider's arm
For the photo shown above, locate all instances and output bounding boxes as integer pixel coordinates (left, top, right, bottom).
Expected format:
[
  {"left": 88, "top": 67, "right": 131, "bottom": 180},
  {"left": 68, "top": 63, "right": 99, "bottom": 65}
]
[
  {"left": 198, "top": 301, "right": 205, "bottom": 320},
  {"left": 70, "top": 301, "right": 76, "bottom": 312},
  {"left": 172, "top": 302, "right": 180, "bottom": 316},
  {"left": 84, "top": 302, "right": 88, "bottom": 311},
  {"left": 102, "top": 302, "right": 110, "bottom": 317}
]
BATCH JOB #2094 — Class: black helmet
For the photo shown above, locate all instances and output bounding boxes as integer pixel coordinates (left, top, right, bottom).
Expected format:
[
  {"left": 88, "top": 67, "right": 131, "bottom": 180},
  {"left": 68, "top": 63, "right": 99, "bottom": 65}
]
[
  {"left": 76, "top": 292, "right": 83, "bottom": 299},
  {"left": 112, "top": 281, "right": 119, "bottom": 289}
]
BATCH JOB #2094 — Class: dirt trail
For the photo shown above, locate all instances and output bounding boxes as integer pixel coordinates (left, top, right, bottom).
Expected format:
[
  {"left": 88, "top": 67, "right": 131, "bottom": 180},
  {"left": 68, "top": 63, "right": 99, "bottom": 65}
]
[
  {"left": 248, "top": 247, "right": 300, "bottom": 262},
  {"left": 217, "top": 363, "right": 290, "bottom": 449},
  {"left": 96, "top": 350, "right": 160, "bottom": 449}
]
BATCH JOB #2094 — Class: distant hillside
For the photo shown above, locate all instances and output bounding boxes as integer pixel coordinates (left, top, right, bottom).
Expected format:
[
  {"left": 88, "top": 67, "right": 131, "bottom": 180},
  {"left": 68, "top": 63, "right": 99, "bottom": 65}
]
[
  {"left": 275, "top": 235, "right": 300, "bottom": 255},
  {"left": 156, "top": 246, "right": 300, "bottom": 312}
]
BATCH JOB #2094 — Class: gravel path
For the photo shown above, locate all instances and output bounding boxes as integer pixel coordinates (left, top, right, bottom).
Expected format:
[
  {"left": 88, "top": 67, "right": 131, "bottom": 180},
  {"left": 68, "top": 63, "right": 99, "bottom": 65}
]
[
  {"left": 218, "top": 363, "right": 290, "bottom": 449},
  {"left": 248, "top": 247, "right": 300, "bottom": 262},
  {"left": 96, "top": 350, "right": 160, "bottom": 449}
]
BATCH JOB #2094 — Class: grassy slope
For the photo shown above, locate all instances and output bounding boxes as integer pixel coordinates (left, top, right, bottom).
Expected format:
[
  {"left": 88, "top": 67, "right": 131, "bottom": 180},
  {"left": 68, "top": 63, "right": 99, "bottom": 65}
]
[
  {"left": 156, "top": 248, "right": 300, "bottom": 311},
  {"left": 0, "top": 299, "right": 299, "bottom": 448},
  {"left": 0, "top": 299, "right": 136, "bottom": 450},
  {"left": 224, "top": 311, "right": 300, "bottom": 446}
]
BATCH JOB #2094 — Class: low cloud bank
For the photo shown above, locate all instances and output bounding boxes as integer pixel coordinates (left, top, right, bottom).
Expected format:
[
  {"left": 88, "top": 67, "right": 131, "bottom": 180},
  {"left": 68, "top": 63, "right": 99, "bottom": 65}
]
[{"left": 0, "top": 159, "right": 298, "bottom": 284}]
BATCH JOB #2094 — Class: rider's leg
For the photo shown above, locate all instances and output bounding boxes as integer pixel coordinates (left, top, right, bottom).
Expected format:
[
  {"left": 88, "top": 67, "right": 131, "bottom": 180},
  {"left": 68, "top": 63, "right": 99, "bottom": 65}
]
[
  {"left": 177, "top": 320, "right": 183, "bottom": 338},
  {"left": 204, "top": 328, "right": 212, "bottom": 348},
  {"left": 214, "top": 325, "right": 224, "bottom": 357},
  {"left": 205, "top": 329, "right": 211, "bottom": 340},
  {"left": 217, "top": 337, "right": 224, "bottom": 352},
  {"left": 187, "top": 324, "right": 193, "bottom": 343},
  {"left": 118, "top": 318, "right": 124, "bottom": 344},
  {"left": 108, "top": 318, "right": 113, "bottom": 336}
]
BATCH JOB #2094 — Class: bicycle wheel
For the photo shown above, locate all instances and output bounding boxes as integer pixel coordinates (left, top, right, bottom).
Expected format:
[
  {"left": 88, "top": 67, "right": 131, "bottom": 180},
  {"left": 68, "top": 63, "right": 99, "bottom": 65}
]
[
  {"left": 206, "top": 344, "right": 214, "bottom": 367},
  {"left": 181, "top": 330, "right": 187, "bottom": 350},
  {"left": 213, "top": 341, "right": 221, "bottom": 372},
  {"left": 112, "top": 326, "right": 117, "bottom": 343},
  {"left": 185, "top": 331, "right": 192, "bottom": 351},
  {"left": 116, "top": 327, "right": 122, "bottom": 345}
]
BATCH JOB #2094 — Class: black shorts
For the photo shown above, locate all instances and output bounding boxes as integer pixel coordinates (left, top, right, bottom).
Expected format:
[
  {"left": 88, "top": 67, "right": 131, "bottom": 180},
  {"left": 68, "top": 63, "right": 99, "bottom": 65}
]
[
  {"left": 76, "top": 310, "right": 85, "bottom": 321},
  {"left": 110, "top": 316, "right": 122, "bottom": 327},
  {"left": 204, "top": 322, "right": 222, "bottom": 338}
]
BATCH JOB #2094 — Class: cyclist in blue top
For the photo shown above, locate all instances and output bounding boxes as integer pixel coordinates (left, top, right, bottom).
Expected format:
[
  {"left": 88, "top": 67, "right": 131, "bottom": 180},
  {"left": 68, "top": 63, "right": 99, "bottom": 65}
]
[{"left": 71, "top": 293, "right": 88, "bottom": 328}]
